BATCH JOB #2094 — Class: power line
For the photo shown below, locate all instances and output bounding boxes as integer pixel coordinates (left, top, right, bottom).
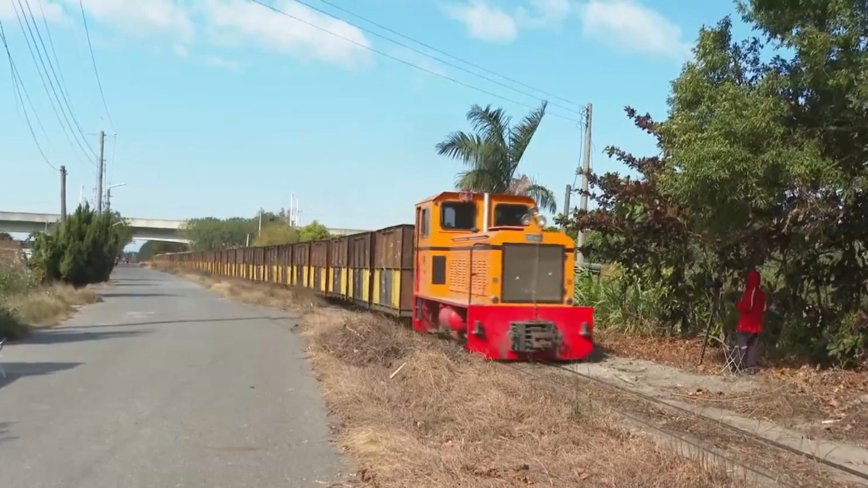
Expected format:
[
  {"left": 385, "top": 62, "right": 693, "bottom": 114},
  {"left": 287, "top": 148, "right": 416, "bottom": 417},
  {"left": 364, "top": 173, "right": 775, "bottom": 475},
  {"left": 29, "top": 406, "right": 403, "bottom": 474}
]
[
  {"left": 291, "top": 0, "right": 585, "bottom": 116},
  {"left": 78, "top": 0, "right": 114, "bottom": 131},
  {"left": 36, "top": 0, "right": 73, "bottom": 113},
  {"left": 12, "top": 0, "right": 97, "bottom": 166},
  {"left": 0, "top": 18, "right": 56, "bottom": 171},
  {"left": 246, "top": 0, "right": 584, "bottom": 124},
  {"left": 20, "top": 0, "right": 99, "bottom": 165},
  {"left": 314, "top": 0, "right": 584, "bottom": 109}
]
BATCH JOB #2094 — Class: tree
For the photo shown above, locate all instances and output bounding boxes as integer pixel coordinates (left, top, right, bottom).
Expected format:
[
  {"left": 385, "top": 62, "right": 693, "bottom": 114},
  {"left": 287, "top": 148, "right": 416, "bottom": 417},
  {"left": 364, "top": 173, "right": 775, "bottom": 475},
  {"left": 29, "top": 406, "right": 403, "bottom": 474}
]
[
  {"left": 299, "top": 221, "right": 332, "bottom": 242},
  {"left": 559, "top": 0, "right": 868, "bottom": 366},
  {"left": 29, "top": 204, "right": 129, "bottom": 286},
  {"left": 436, "top": 102, "right": 558, "bottom": 213},
  {"left": 138, "top": 241, "right": 189, "bottom": 261},
  {"left": 181, "top": 209, "right": 301, "bottom": 251},
  {"left": 254, "top": 223, "right": 300, "bottom": 246},
  {"left": 181, "top": 217, "right": 256, "bottom": 251},
  {"left": 0, "top": 232, "right": 12, "bottom": 241}
]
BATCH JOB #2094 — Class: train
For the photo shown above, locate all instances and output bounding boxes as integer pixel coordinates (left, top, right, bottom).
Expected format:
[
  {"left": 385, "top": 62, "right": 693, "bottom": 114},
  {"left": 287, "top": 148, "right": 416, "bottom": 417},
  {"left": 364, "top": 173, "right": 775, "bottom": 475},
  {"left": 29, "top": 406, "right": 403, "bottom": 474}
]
[{"left": 154, "top": 190, "right": 595, "bottom": 361}]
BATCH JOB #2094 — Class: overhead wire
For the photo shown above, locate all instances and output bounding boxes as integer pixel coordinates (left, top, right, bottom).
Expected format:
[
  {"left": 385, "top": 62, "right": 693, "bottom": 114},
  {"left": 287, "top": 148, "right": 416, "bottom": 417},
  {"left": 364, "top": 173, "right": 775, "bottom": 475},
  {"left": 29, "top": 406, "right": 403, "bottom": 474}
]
[
  {"left": 0, "top": 17, "right": 56, "bottom": 170},
  {"left": 21, "top": 0, "right": 98, "bottom": 167},
  {"left": 314, "top": 0, "right": 584, "bottom": 109},
  {"left": 36, "top": 0, "right": 72, "bottom": 110},
  {"left": 78, "top": 0, "right": 114, "bottom": 132},
  {"left": 12, "top": 0, "right": 98, "bottom": 166},
  {"left": 290, "top": 0, "right": 585, "bottom": 116},
  {"left": 246, "top": 0, "right": 584, "bottom": 125}
]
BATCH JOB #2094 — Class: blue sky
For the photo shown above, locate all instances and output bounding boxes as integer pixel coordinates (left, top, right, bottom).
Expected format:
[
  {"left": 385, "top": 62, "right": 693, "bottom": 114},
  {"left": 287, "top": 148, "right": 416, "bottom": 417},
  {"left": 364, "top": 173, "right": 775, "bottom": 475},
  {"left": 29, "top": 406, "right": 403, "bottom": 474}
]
[{"left": 1, "top": 0, "right": 749, "bottom": 247}]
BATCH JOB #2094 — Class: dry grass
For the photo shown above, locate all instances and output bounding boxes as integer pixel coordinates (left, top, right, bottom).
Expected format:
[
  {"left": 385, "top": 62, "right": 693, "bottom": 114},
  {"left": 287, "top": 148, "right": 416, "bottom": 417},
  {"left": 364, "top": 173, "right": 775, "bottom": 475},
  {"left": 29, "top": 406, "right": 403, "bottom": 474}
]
[
  {"left": 155, "top": 264, "right": 750, "bottom": 488},
  {"left": 0, "top": 283, "right": 102, "bottom": 338},
  {"left": 598, "top": 330, "right": 868, "bottom": 447}
]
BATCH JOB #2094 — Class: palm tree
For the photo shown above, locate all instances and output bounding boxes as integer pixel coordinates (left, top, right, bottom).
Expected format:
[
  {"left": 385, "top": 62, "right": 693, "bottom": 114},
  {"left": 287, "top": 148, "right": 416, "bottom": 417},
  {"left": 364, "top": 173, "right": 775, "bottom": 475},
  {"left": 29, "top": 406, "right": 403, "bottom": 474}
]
[{"left": 435, "top": 101, "right": 557, "bottom": 213}]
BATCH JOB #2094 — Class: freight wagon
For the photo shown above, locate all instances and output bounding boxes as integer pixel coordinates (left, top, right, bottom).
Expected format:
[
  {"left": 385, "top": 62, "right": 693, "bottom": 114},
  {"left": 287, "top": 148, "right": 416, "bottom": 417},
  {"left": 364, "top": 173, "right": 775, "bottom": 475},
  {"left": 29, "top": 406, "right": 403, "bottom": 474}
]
[{"left": 155, "top": 191, "right": 594, "bottom": 361}]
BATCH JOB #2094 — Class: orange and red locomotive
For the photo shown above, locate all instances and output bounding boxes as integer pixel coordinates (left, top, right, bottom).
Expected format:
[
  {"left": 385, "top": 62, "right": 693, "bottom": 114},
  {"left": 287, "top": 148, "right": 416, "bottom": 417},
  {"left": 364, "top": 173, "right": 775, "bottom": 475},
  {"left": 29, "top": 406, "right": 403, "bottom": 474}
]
[{"left": 155, "top": 190, "right": 594, "bottom": 361}]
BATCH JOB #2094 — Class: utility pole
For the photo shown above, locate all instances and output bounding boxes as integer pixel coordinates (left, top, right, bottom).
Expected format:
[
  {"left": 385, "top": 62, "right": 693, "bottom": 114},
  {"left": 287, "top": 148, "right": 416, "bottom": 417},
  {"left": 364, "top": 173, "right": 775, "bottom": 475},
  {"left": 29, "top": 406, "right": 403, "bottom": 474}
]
[
  {"left": 96, "top": 130, "right": 106, "bottom": 213},
  {"left": 258, "top": 208, "right": 263, "bottom": 236},
  {"left": 562, "top": 184, "right": 571, "bottom": 229},
  {"left": 577, "top": 103, "right": 592, "bottom": 266},
  {"left": 60, "top": 166, "right": 67, "bottom": 224}
]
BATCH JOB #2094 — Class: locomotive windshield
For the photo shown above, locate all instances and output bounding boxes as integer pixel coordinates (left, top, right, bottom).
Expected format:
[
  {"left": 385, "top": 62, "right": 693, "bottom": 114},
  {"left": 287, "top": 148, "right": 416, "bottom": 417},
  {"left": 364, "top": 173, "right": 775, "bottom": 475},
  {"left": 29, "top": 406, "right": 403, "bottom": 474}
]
[
  {"left": 493, "top": 204, "right": 530, "bottom": 227},
  {"left": 441, "top": 201, "right": 477, "bottom": 230}
]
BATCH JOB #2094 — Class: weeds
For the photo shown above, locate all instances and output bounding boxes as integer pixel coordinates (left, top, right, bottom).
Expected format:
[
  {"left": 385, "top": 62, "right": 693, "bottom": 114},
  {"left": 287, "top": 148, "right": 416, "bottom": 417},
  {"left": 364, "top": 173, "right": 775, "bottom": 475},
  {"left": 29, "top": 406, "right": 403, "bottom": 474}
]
[
  {"left": 159, "top": 264, "right": 748, "bottom": 488},
  {"left": 0, "top": 263, "right": 101, "bottom": 339}
]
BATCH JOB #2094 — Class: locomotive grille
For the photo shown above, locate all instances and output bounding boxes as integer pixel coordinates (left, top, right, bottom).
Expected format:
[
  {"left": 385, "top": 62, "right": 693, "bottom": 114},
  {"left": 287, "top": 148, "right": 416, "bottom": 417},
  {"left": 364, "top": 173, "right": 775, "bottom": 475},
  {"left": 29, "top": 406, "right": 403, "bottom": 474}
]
[{"left": 501, "top": 243, "right": 564, "bottom": 304}]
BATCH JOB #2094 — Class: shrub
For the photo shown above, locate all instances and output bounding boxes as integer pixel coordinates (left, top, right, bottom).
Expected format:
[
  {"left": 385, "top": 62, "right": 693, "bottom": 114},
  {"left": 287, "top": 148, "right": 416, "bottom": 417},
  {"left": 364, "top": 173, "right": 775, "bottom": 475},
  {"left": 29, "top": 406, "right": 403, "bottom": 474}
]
[{"left": 30, "top": 204, "right": 128, "bottom": 287}]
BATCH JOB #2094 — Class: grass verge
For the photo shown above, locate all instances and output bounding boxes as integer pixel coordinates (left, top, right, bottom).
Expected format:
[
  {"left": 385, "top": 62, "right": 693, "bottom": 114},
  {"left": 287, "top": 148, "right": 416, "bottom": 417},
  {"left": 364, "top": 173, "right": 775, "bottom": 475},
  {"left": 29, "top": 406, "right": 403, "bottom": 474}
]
[
  {"left": 1, "top": 284, "right": 101, "bottom": 339},
  {"left": 154, "top": 264, "right": 750, "bottom": 488}
]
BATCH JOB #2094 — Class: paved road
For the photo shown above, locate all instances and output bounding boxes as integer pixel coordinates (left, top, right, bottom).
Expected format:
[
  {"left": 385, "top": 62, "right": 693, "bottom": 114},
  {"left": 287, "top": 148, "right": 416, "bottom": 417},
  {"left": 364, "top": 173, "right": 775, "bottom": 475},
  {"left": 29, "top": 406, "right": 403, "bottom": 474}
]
[{"left": 0, "top": 266, "right": 345, "bottom": 488}]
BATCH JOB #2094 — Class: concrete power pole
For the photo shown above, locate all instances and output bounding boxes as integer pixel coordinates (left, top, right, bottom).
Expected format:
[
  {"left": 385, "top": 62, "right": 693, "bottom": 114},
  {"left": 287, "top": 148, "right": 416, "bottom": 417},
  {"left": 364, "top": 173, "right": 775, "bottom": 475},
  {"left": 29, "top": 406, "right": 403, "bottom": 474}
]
[
  {"left": 60, "top": 166, "right": 67, "bottom": 224},
  {"left": 96, "top": 130, "right": 106, "bottom": 213},
  {"left": 577, "top": 103, "right": 592, "bottom": 266}
]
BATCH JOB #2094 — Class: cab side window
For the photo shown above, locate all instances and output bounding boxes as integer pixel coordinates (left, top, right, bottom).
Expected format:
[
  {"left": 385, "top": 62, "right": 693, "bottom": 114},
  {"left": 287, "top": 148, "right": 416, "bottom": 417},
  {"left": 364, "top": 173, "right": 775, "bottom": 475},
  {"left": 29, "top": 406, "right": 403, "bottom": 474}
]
[
  {"left": 420, "top": 208, "right": 430, "bottom": 237},
  {"left": 441, "top": 202, "right": 477, "bottom": 230}
]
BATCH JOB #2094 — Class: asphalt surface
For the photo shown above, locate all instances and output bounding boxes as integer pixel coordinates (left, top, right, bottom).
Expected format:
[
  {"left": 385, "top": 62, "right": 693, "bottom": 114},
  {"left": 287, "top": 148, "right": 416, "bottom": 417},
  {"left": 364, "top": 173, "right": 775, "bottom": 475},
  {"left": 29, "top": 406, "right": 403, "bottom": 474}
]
[{"left": 0, "top": 266, "right": 345, "bottom": 488}]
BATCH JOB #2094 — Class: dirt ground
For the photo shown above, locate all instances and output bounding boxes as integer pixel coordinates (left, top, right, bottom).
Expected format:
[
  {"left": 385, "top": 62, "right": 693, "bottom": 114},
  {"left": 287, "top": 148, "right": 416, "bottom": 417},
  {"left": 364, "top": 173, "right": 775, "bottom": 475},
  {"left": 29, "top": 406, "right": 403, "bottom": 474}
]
[
  {"left": 596, "top": 332, "right": 868, "bottom": 448},
  {"left": 156, "top": 266, "right": 757, "bottom": 488},
  {"left": 151, "top": 263, "right": 868, "bottom": 486}
]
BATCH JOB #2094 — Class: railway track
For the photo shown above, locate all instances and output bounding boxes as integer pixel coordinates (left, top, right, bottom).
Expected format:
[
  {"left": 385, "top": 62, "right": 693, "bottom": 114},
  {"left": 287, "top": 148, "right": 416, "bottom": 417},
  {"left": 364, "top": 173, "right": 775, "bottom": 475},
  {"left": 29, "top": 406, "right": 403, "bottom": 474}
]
[{"left": 504, "top": 360, "right": 868, "bottom": 488}]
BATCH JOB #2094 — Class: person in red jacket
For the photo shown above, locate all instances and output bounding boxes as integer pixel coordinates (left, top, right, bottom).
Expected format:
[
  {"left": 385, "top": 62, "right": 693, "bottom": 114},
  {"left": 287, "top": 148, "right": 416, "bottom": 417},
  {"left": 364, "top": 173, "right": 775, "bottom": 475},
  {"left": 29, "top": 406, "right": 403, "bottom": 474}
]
[{"left": 735, "top": 270, "right": 767, "bottom": 369}]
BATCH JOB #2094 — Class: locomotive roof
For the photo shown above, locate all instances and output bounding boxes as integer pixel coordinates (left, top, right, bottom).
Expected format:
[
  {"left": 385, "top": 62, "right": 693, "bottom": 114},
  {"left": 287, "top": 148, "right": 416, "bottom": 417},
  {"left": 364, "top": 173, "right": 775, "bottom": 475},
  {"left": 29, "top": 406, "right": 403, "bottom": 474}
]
[{"left": 417, "top": 191, "right": 537, "bottom": 206}]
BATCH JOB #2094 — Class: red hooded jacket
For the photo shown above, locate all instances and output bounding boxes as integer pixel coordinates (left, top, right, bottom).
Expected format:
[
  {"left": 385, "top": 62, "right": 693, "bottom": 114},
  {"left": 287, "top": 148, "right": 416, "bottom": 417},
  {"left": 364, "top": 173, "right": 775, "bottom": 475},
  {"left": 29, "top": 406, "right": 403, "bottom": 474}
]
[{"left": 736, "top": 271, "right": 766, "bottom": 334}]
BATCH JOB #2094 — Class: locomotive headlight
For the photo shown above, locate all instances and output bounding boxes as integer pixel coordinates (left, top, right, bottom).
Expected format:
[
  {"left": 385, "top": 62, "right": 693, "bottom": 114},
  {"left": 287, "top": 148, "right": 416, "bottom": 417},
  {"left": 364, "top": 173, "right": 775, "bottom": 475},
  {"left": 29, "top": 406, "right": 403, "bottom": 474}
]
[
  {"left": 535, "top": 214, "right": 547, "bottom": 227},
  {"left": 521, "top": 213, "right": 533, "bottom": 226}
]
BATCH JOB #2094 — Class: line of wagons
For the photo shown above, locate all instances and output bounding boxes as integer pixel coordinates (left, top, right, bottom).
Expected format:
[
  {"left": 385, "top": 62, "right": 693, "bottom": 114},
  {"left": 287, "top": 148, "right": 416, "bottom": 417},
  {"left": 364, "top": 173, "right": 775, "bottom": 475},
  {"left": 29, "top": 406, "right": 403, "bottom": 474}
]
[{"left": 159, "top": 224, "right": 416, "bottom": 317}]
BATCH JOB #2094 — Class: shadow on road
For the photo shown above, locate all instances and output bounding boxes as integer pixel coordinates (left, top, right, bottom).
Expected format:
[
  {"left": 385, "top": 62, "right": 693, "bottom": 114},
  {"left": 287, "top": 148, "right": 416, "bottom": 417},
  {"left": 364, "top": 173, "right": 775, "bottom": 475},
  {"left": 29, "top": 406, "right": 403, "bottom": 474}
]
[
  {"left": 99, "top": 293, "right": 174, "bottom": 298},
  {"left": 55, "top": 316, "right": 284, "bottom": 330},
  {"left": 0, "top": 362, "right": 82, "bottom": 391},
  {"left": 0, "top": 421, "right": 18, "bottom": 444},
  {"left": 17, "top": 329, "right": 150, "bottom": 345}
]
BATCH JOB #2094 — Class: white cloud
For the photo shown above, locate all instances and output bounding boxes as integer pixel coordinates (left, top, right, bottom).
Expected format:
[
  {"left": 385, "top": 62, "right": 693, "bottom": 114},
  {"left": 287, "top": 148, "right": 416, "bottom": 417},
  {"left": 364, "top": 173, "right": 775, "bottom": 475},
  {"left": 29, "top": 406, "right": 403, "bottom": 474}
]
[
  {"left": 25, "top": 0, "right": 373, "bottom": 70},
  {"left": 202, "top": 0, "right": 372, "bottom": 69},
  {"left": 69, "top": 0, "right": 195, "bottom": 40},
  {"left": 526, "top": 0, "right": 572, "bottom": 25},
  {"left": 577, "top": 0, "right": 691, "bottom": 59},
  {"left": 0, "top": 0, "right": 64, "bottom": 22},
  {"left": 443, "top": 0, "right": 518, "bottom": 44},
  {"left": 201, "top": 55, "right": 244, "bottom": 70},
  {"left": 443, "top": 0, "right": 689, "bottom": 61}
]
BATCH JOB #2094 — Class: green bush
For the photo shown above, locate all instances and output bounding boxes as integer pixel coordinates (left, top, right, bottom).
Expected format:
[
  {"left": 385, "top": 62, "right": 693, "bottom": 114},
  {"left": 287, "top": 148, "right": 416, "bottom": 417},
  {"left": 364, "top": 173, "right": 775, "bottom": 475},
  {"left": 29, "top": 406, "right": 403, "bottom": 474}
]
[
  {"left": 0, "top": 264, "right": 35, "bottom": 339},
  {"left": 0, "top": 263, "right": 38, "bottom": 296},
  {"left": 29, "top": 204, "right": 128, "bottom": 287},
  {"left": 576, "top": 271, "right": 681, "bottom": 336}
]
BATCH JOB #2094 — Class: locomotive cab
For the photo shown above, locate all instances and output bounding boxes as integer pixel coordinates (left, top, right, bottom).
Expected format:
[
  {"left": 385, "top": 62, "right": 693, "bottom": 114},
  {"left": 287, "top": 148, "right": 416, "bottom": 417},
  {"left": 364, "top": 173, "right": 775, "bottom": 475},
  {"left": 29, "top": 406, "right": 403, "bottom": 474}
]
[{"left": 413, "top": 190, "right": 594, "bottom": 361}]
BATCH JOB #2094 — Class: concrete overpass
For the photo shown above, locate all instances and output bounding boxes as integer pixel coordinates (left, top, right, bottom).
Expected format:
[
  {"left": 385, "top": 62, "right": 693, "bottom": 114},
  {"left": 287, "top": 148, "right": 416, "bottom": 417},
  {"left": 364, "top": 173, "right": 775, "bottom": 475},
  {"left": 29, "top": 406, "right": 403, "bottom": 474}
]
[{"left": 0, "top": 211, "right": 369, "bottom": 244}]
